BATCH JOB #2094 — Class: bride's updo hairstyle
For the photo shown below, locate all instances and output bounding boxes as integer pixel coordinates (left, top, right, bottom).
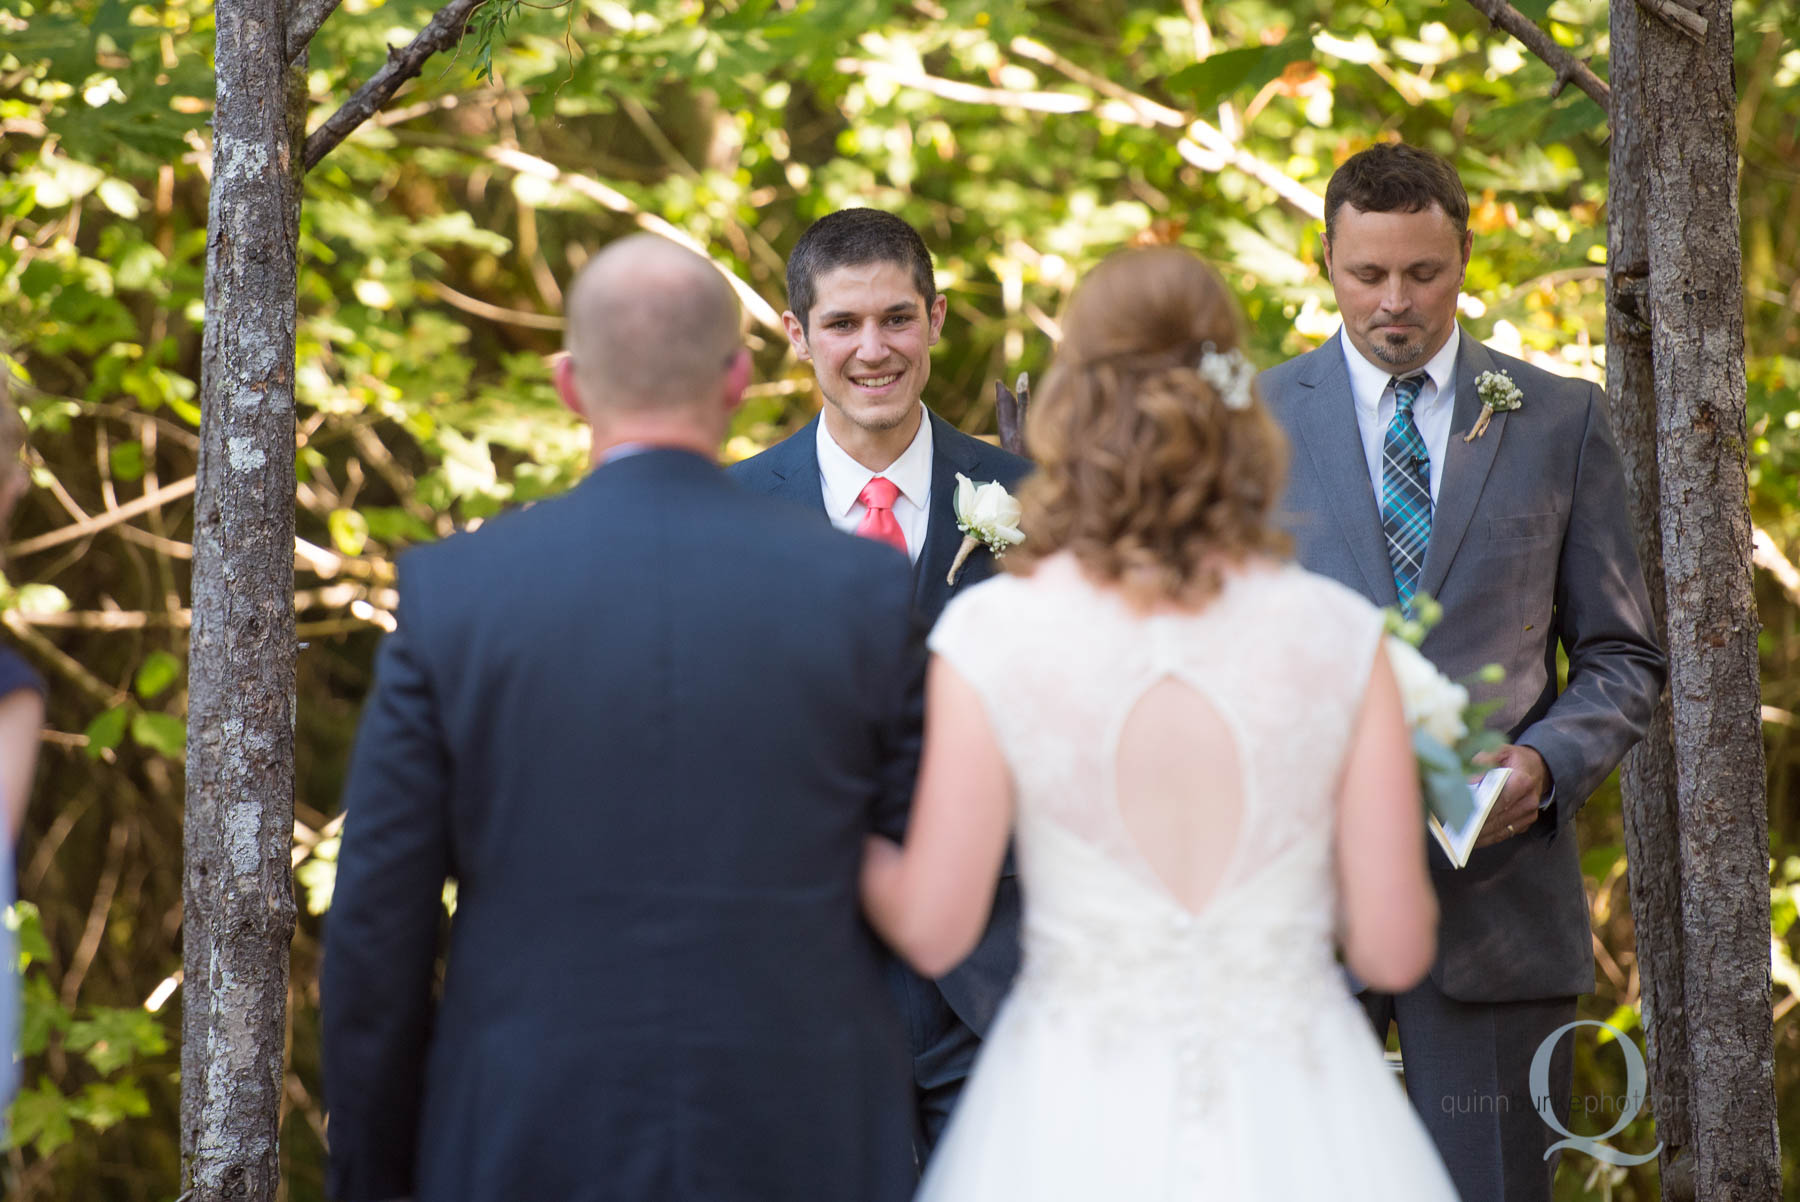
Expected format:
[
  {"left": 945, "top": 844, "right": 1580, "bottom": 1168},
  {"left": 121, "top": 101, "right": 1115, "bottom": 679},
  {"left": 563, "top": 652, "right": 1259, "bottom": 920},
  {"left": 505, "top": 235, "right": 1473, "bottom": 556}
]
[{"left": 1007, "top": 246, "right": 1288, "bottom": 607}]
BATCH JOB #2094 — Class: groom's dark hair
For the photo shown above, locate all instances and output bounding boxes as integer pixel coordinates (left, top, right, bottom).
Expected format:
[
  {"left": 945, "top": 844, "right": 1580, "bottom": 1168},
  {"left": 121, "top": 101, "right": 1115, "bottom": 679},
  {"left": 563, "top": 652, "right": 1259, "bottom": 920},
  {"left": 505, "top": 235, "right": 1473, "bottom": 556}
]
[
  {"left": 785, "top": 209, "right": 937, "bottom": 333},
  {"left": 1323, "top": 142, "right": 1469, "bottom": 243}
]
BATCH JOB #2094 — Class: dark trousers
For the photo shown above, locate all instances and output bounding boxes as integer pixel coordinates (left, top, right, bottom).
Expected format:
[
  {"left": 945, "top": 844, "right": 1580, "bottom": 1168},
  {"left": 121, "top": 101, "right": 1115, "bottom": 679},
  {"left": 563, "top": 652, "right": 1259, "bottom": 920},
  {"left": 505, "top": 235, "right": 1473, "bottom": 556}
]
[
  {"left": 1363, "top": 980, "right": 1576, "bottom": 1202},
  {"left": 887, "top": 960, "right": 983, "bottom": 1168}
]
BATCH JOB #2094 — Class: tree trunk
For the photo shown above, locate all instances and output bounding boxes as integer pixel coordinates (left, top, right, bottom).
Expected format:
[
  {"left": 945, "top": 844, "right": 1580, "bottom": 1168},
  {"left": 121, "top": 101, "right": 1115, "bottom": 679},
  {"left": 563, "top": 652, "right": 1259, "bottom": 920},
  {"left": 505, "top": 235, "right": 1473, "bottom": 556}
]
[
  {"left": 180, "top": 0, "right": 302, "bottom": 1191},
  {"left": 1605, "top": 2, "right": 1693, "bottom": 1195},
  {"left": 1639, "top": 0, "right": 1781, "bottom": 1195}
]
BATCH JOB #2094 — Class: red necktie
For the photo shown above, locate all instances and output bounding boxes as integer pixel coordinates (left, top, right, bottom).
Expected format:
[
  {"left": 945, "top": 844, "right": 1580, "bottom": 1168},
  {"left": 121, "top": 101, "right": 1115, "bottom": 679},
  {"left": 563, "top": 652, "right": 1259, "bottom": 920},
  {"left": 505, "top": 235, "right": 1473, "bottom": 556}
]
[{"left": 854, "top": 476, "right": 908, "bottom": 556}]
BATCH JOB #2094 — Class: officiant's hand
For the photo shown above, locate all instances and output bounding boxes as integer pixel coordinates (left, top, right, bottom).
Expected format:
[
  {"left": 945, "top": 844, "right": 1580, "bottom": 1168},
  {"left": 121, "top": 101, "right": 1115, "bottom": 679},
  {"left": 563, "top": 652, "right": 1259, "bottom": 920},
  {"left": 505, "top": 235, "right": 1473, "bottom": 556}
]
[{"left": 1470, "top": 744, "right": 1551, "bottom": 849}]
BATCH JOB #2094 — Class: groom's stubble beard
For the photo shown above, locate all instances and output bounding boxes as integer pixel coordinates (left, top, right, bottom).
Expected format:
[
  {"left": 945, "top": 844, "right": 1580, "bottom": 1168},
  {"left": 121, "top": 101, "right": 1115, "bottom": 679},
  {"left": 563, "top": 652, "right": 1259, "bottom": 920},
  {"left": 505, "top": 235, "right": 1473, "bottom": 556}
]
[{"left": 851, "top": 399, "right": 921, "bottom": 432}]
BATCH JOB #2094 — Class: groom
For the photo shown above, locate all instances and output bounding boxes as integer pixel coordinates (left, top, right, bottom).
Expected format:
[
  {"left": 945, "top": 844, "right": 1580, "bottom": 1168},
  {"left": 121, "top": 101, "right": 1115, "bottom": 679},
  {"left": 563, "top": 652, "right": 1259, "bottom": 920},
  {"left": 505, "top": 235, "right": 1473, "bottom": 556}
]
[
  {"left": 322, "top": 235, "right": 917, "bottom": 1202},
  {"left": 730, "top": 208, "right": 1029, "bottom": 1159},
  {"left": 1260, "top": 143, "right": 1664, "bottom": 1202}
]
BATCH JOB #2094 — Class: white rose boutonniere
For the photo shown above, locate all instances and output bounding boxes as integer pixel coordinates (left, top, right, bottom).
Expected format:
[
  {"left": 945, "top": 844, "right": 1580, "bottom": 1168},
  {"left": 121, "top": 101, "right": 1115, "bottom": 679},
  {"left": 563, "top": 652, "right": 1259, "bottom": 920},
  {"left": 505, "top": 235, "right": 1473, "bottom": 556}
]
[
  {"left": 947, "top": 473, "right": 1025, "bottom": 585},
  {"left": 1464, "top": 369, "right": 1523, "bottom": 442}
]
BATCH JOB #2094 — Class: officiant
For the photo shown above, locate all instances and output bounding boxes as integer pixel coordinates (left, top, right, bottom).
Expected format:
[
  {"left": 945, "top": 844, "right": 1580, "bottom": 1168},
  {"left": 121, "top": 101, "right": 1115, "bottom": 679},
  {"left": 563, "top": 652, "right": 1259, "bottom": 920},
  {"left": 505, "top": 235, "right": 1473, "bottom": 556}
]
[{"left": 1259, "top": 142, "right": 1665, "bottom": 1202}]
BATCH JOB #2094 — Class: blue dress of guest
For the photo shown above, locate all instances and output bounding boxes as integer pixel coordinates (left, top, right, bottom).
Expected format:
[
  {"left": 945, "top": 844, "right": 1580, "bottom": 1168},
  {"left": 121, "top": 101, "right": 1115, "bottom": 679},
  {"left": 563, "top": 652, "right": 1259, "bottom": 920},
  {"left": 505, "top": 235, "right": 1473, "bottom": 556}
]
[{"left": 0, "top": 645, "right": 44, "bottom": 1127}]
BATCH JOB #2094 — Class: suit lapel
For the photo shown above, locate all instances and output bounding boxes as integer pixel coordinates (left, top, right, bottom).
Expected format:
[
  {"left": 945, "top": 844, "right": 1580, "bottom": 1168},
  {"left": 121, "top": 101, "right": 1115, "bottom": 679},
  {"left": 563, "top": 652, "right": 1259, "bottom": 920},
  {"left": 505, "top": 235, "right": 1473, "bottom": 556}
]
[
  {"left": 764, "top": 416, "right": 830, "bottom": 517},
  {"left": 1417, "top": 333, "right": 1508, "bottom": 602},
  {"left": 1290, "top": 337, "right": 1399, "bottom": 605},
  {"left": 914, "top": 413, "right": 981, "bottom": 615}
]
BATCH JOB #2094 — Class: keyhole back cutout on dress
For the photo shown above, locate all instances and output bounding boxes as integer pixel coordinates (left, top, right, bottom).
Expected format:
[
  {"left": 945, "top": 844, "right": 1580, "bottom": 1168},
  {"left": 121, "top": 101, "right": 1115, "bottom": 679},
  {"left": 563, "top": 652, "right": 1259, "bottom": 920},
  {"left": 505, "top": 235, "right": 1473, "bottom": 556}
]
[{"left": 1112, "top": 676, "right": 1245, "bottom": 915}]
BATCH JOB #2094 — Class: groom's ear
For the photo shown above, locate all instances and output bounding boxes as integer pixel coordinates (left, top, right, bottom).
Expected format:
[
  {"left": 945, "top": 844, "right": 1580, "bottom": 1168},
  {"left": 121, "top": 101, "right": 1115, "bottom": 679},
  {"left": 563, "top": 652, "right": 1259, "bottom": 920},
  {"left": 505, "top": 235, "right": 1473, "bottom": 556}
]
[
  {"left": 1320, "top": 234, "right": 1334, "bottom": 282},
  {"left": 782, "top": 310, "right": 813, "bottom": 362}
]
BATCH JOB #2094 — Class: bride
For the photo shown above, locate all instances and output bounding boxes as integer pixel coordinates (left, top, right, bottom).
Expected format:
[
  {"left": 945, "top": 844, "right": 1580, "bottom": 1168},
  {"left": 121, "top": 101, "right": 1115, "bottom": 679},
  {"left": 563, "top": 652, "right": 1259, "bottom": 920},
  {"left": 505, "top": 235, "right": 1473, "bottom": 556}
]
[{"left": 860, "top": 246, "right": 1458, "bottom": 1199}]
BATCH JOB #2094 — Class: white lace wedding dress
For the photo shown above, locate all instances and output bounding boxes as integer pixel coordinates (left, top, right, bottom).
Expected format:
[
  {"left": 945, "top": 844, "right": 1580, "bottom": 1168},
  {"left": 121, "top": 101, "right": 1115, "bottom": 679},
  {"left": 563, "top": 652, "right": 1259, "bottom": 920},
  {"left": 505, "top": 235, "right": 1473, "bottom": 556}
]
[{"left": 916, "top": 554, "right": 1457, "bottom": 1201}]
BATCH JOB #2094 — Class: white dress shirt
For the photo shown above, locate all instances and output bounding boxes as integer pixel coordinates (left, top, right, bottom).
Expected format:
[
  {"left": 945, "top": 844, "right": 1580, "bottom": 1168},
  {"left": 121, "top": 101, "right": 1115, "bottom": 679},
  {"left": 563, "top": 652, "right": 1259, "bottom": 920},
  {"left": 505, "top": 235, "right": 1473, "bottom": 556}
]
[
  {"left": 1343, "top": 324, "right": 1461, "bottom": 506},
  {"left": 816, "top": 409, "right": 933, "bottom": 564}
]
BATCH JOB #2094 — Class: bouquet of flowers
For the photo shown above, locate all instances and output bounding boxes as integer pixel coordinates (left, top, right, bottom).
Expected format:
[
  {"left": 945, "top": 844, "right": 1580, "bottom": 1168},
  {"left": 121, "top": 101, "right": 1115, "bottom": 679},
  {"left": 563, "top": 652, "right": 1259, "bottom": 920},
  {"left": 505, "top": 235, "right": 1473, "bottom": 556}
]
[{"left": 1383, "top": 599, "right": 1507, "bottom": 867}]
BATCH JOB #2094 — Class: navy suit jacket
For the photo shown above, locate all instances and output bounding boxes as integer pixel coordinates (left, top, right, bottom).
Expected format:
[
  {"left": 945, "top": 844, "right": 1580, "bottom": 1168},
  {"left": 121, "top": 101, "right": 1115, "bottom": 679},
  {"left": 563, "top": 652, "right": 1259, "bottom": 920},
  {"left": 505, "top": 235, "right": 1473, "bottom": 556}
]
[
  {"left": 1262, "top": 333, "right": 1664, "bottom": 1002},
  {"left": 322, "top": 450, "right": 917, "bottom": 1202},
  {"left": 729, "top": 411, "right": 1031, "bottom": 1032}
]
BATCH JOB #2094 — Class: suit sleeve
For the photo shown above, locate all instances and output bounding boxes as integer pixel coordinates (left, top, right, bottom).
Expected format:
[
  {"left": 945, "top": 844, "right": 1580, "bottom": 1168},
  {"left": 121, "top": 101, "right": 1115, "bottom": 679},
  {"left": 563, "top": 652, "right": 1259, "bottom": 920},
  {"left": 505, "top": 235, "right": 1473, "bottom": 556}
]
[
  {"left": 321, "top": 559, "right": 453, "bottom": 1202},
  {"left": 1516, "top": 383, "right": 1667, "bottom": 823},
  {"left": 872, "top": 561, "right": 928, "bottom": 843}
]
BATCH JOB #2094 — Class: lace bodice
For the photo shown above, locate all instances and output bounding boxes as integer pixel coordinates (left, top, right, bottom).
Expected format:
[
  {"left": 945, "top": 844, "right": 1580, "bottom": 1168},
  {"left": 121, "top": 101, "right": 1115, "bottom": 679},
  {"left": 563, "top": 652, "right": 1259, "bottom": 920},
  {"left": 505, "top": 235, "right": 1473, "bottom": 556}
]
[{"left": 929, "top": 555, "right": 1386, "bottom": 1055}]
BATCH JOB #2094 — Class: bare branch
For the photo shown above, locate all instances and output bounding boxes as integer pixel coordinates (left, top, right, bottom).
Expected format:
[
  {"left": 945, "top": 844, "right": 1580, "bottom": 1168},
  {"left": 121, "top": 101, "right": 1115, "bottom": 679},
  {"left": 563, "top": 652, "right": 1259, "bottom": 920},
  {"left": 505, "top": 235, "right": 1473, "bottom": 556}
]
[
  {"left": 1754, "top": 525, "right": 1800, "bottom": 609},
  {"left": 2, "top": 585, "right": 395, "bottom": 633},
  {"left": 835, "top": 57, "right": 1326, "bottom": 221},
  {"left": 1460, "top": 0, "right": 1610, "bottom": 106},
  {"left": 428, "top": 278, "right": 565, "bottom": 330},
  {"left": 1636, "top": 0, "right": 1708, "bottom": 39},
  {"left": 481, "top": 145, "right": 787, "bottom": 332},
  {"left": 0, "top": 610, "right": 123, "bottom": 707},
  {"left": 1007, "top": 37, "right": 1186, "bottom": 126},
  {"left": 4, "top": 475, "right": 197, "bottom": 559},
  {"left": 835, "top": 57, "right": 1112, "bottom": 118},
  {"left": 286, "top": 0, "right": 343, "bottom": 61},
  {"left": 1179, "top": 121, "right": 1323, "bottom": 220},
  {"left": 302, "top": 0, "right": 487, "bottom": 172}
]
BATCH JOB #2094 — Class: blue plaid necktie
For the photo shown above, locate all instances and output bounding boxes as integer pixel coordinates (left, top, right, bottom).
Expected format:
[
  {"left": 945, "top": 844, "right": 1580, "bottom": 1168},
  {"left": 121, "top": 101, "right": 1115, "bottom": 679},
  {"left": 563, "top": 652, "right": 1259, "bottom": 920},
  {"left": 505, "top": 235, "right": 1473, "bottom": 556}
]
[{"left": 1380, "top": 373, "right": 1431, "bottom": 611}]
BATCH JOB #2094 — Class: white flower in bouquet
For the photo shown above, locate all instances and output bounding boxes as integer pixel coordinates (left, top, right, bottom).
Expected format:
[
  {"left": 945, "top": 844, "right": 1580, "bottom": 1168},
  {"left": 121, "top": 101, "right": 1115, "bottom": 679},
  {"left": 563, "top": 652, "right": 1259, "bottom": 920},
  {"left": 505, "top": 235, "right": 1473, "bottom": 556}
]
[{"left": 1384, "top": 635, "right": 1469, "bottom": 749}]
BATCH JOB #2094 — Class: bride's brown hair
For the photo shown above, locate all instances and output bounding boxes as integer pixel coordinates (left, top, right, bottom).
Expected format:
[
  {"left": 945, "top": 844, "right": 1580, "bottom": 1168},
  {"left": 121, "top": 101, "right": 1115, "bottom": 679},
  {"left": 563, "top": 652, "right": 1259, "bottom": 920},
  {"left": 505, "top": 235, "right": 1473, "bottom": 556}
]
[{"left": 1007, "top": 246, "right": 1289, "bottom": 606}]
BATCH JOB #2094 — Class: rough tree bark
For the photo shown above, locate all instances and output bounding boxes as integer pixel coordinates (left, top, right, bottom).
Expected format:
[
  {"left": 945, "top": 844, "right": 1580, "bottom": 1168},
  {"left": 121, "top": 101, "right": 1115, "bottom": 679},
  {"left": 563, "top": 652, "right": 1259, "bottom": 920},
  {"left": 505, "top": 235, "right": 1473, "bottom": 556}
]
[
  {"left": 1637, "top": 0, "right": 1782, "bottom": 1195},
  {"left": 181, "top": 0, "right": 496, "bottom": 1193},
  {"left": 180, "top": 0, "right": 302, "bottom": 1192},
  {"left": 1605, "top": 3, "right": 1693, "bottom": 1195}
]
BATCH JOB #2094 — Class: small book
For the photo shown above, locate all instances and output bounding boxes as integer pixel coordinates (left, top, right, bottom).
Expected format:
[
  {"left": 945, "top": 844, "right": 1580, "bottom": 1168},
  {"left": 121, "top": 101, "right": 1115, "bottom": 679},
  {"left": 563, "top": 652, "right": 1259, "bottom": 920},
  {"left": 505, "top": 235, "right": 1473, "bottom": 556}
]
[{"left": 1428, "top": 767, "right": 1512, "bottom": 869}]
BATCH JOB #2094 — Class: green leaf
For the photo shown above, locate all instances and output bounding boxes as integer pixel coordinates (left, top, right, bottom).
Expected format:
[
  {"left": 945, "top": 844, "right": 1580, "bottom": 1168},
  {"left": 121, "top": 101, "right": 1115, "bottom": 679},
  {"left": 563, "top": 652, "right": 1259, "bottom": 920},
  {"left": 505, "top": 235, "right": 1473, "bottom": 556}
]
[
  {"left": 108, "top": 439, "right": 145, "bottom": 482},
  {"left": 96, "top": 178, "right": 143, "bottom": 219},
  {"left": 5, "top": 900, "right": 52, "bottom": 968},
  {"left": 83, "top": 705, "right": 130, "bottom": 758},
  {"left": 17, "top": 973, "right": 69, "bottom": 1057},
  {"left": 14, "top": 583, "right": 70, "bottom": 614},
  {"left": 1595, "top": 1004, "right": 1640, "bottom": 1043},
  {"left": 296, "top": 853, "right": 338, "bottom": 916},
  {"left": 360, "top": 506, "right": 437, "bottom": 545},
  {"left": 1581, "top": 842, "right": 1626, "bottom": 882},
  {"left": 1415, "top": 730, "right": 1474, "bottom": 828},
  {"left": 6, "top": 1077, "right": 76, "bottom": 1157},
  {"left": 130, "top": 711, "right": 186, "bottom": 760},
  {"left": 328, "top": 507, "right": 370, "bottom": 557},
  {"left": 68, "top": 1080, "right": 151, "bottom": 1131},
  {"left": 65, "top": 1006, "right": 168, "bottom": 1075},
  {"left": 133, "top": 651, "right": 182, "bottom": 700},
  {"left": 1167, "top": 31, "right": 1317, "bottom": 112}
]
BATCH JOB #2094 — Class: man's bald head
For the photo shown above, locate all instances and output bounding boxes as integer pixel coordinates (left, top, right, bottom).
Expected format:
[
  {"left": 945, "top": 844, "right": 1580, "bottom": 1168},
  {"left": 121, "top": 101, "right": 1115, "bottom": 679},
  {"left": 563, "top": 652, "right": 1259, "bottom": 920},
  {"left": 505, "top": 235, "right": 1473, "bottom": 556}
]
[{"left": 562, "top": 235, "right": 743, "bottom": 415}]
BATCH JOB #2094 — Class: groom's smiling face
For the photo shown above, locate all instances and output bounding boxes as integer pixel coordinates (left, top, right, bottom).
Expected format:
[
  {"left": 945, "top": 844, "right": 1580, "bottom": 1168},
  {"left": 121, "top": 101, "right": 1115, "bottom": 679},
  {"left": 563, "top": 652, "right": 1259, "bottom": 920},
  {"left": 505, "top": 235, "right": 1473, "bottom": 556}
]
[
  {"left": 1323, "top": 202, "right": 1472, "bottom": 376},
  {"left": 784, "top": 259, "right": 948, "bottom": 443}
]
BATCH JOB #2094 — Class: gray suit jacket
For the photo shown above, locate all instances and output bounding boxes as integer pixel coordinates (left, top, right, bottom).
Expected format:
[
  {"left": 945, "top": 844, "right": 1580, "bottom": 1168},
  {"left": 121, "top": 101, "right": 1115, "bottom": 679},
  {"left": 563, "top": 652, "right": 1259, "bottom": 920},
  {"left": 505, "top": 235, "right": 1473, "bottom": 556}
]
[{"left": 1261, "top": 331, "right": 1665, "bottom": 1002}]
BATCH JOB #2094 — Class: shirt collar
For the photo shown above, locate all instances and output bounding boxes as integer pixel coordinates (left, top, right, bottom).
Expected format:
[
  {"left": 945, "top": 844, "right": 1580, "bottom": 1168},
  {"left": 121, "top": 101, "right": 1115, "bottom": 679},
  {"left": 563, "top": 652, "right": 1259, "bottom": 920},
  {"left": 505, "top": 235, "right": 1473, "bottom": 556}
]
[
  {"left": 1342, "top": 324, "right": 1461, "bottom": 416},
  {"left": 815, "top": 407, "right": 934, "bottom": 518}
]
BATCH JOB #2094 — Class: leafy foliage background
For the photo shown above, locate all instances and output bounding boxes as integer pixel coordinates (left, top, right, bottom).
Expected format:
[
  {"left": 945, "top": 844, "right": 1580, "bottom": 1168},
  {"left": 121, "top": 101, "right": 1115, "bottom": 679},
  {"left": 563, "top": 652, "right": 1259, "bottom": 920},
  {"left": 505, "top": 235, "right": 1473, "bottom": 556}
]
[{"left": 1, "top": 0, "right": 1797, "bottom": 1196}]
